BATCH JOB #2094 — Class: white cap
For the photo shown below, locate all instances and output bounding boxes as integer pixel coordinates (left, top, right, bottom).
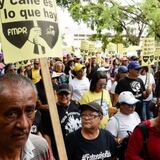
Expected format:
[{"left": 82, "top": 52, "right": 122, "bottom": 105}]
[
  {"left": 97, "top": 67, "right": 109, "bottom": 72},
  {"left": 118, "top": 91, "right": 139, "bottom": 105}
]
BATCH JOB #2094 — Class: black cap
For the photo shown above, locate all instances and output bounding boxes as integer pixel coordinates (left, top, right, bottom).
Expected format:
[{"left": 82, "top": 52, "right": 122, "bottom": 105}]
[
  {"left": 80, "top": 101, "right": 103, "bottom": 115},
  {"left": 57, "top": 83, "right": 73, "bottom": 94}
]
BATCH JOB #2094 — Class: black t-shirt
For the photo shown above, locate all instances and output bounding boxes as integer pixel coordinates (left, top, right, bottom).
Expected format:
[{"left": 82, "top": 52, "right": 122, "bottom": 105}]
[
  {"left": 65, "top": 128, "right": 116, "bottom": 160},
  {"left": 31, "top": 110, "right": 41, "bottom": 135},
  {"left": 36, "top": 79, "right": 47, "bottom": 104},
  {"left": 57, "top": 101, "right": 81, "bottom": 136},
  {"left": 39, "top": 101, "right": 81, "bottom": 159},
  {"left": 115, "top": 77, "right": 145, "bottom": 100}
]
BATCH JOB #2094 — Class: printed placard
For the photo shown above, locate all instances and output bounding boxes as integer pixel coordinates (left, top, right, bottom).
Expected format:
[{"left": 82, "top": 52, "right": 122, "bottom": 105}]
[
  {"left": 155, "top": 42, "right": 160, "bottom": 62},
  {"left": 141, "top": 38, "right": 155, "bottom": 66},
  {"left": 88, "top": 42, "right": 95, "bottom": 53},
  {"left": 0, "top": 0, "right": 62, "bottom": 63},
  {"left": 117, "top": 43, "right": 124, "bottom": 54},
  {"left": 80, "top": 40, "right": 89, "bottom": 52}
]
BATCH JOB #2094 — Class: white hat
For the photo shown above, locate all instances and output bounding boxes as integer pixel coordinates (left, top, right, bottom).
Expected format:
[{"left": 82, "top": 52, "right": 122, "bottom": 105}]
[
  {"left": 118, "top": 91, "right": 139, "bottom": 105},
  {"left": 97, "top": 67, "right": 109, "bottom": 72}
]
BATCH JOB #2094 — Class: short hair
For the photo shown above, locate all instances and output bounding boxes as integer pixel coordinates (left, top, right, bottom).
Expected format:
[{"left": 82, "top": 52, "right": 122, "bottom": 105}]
[
  {"left": 90, "top": 71, "right": 107, "bottom": 92},
  {"left": 4, "top": 63, "right": 15, "bottom": 74},
  {"left": 0, "top": 73, "right": 37, "bottom": 96}
]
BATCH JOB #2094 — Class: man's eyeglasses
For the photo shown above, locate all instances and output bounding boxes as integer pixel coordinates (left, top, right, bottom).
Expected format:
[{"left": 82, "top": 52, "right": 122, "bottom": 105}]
[{"left": 81, "top": 113, "right": 100, "bottom": 120}]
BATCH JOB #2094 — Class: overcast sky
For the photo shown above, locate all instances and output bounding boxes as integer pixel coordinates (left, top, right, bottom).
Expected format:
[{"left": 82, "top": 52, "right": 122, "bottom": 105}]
[
  {"left": 57, "top": 0, "right": 143, "bottom": 32},
  {"left": 57, "top": 0, "right": 143, "bottom": 46}
]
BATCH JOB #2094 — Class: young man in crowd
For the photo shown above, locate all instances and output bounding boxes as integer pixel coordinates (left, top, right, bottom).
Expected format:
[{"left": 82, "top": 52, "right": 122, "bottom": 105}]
[{"left": 114, "top": 61, "right": 151, "bottom": 120}]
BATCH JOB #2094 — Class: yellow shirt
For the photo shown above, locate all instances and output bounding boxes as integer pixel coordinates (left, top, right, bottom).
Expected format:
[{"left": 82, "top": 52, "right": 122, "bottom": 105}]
[
  {"left": 80, "top": 89, "right": 112, "bottom": 128},
  {"left": 31, "top": 68, "right": 41, "bottom": 84}
]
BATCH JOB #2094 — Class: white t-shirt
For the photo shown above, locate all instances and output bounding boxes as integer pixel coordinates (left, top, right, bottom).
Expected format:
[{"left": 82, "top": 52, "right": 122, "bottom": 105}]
[
  {"left": 106, "top": 111, "right": 140, "bottom": 139},
  {"left": 138, "top": 73, "right": 155, "bottom": 101},
  {"left": 69, "top": 77, "right": 90, "bottom": 102},
  {"left": 110, "top": 81, "right": 117, "bottom": 94}
]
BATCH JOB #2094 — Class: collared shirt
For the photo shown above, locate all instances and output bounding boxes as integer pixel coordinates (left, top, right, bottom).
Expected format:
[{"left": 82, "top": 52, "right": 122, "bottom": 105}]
[{"left": 21, "top": 134, "right": 52, "bottom": 160}]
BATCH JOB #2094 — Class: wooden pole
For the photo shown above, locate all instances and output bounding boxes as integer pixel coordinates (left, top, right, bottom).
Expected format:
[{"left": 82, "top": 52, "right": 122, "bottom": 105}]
[{"left": 40, "top": 57, "right": 68, "bottom": 160}]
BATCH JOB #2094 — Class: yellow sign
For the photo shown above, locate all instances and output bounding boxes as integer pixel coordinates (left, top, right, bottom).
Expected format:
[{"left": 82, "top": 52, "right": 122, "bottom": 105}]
[
  {"left": 88, "top": 42, "right": 95, "bottom": 53},
  {"left": 80, "top": 40, "right": 89, "bottom": 51},
  {"left": 117, "top": 43, "right": 124, "bottom": 54},
  {"left": 155, "top": 42, "right": 160, "bottom": 62},
  {"left": 0, "top": 0, "right": 62, "bottom": 63},
  {"left": 107, "top": 42, "right": 117, "bottom": 52},
  {"left": 141, "top": 38, "right": 155, "bottom": 66}
]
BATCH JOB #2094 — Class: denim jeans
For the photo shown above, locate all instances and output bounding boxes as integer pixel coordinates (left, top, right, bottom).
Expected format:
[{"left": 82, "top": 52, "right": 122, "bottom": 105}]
[{"left": 142, "top": 101, "right": 153, "bottom": 120}]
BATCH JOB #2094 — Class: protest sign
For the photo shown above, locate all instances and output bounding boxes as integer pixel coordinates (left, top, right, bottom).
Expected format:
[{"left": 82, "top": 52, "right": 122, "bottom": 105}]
[
  {"left": 0, "top": 1, "right": 67, "bottom": 160},
  {"left": 0, "top": 0, "right": 62, "bottom": 63},
  {"left": 155, "top": 42, "right": 160, "bottom": 62},
  {"left": 141, "top": 38, "right": 155, "bottom": 66},
  {"left": 107, "top": 42, "right": 117, "bottom": 55},
  {"left": 117, "top": 43, "right": 124, "bottom": 54},
  {"left": 88, "top": 41, "right": 95, "bottom": 54},
  {"left": 80, "top": 40, "right": 89, "bottom": 52}
]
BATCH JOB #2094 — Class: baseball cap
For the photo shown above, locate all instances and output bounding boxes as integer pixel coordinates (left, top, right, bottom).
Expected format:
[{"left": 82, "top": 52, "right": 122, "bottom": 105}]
[
  {"left": 57, "top": 83, "right": 73, "bottom": 94},
  {"left": 80, "top": 101, "right": 103, "bottom": 115},
  {"left": 97, "top": 67, "right": 110, "bottom": 72},
  {"left": 118, "top": 91, "right": 139, "bottom": 105},
  {"left": 128, "top": 61, "right": 141, "bottom": 70},
  {"left": 118, "top": 65, "right": 128, "bottom": 73},
  {"left": 74, "top": 63, "right": 85, "bottom": 72}
]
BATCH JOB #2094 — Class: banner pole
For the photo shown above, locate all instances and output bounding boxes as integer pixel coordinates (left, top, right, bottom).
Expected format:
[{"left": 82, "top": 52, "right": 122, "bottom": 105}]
[{"left": 40, "top": 57, "right": 68, "bottom": 160}]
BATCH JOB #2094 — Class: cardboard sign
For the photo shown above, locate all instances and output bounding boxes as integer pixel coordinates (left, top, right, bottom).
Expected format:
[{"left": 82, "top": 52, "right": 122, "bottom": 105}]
[
  {"left": 107, "top": 42, "right": 117, "bottom": 52},
  {"left": 117, "top": 43, "right": 124, "bottom": 54},
  {"left": 155, "top": 42, "right": 160, "bottom": 62},
  {"left": 141, "top": 38, "right": 155, "bottom": 66},
  {"left": 80, "top": 40, "right": 89, "bottom": 51},
  {"left": 0, "top": 0, "right": 62, "bottom": 63},
  {"left": 88, "top": 42, "right": 95, "bottom": 53},
  {"left": 0, "top": 1, "right": 68, "bottom": 160}
]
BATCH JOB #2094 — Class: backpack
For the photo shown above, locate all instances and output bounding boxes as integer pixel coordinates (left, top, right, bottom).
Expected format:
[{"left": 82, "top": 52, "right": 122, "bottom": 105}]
[
  {"left": 137, "top": 123, "right": 150, "bottom": 160},
  {"left": 115, "top": 120, "right": 149, "bottom": 160}
]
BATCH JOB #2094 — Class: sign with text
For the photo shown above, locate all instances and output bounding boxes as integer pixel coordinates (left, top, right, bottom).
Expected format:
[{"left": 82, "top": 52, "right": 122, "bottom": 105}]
[
  {"left": 0, "top": 0, "right": 62, "bottom": 63},
  {"left": 88, "top": 42, "right": 95, "bottom": 53},
  {"left": 155, "top": 42, "right": 160, "bottom": 62},
  {"left": 80, "top": 40, "right": 89, "bottom": 52},
  {"left": 141, "top": 38, "right": 155, "bottom": 66}
]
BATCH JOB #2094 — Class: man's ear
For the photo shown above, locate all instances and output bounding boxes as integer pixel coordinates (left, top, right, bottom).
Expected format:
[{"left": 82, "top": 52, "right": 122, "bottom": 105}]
[{"left": 99, "top": 114, "right": 103, "bottom": 120}]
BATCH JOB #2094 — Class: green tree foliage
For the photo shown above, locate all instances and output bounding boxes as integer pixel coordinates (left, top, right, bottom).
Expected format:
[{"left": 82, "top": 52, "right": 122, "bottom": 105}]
[
  {"left": 56, "top": 0, "right": 160, "bottom": 49},
  {"left": 141, "top": 0, "right": 160, "bottom": 40}
]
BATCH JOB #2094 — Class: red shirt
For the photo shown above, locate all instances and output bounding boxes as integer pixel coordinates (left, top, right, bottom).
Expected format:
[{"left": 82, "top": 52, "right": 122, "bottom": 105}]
[{"left": 125, "top": 120, "right": 160, "bottom": 160}]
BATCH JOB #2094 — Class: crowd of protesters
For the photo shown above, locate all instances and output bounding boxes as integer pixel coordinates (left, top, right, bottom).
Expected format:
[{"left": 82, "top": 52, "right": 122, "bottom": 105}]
[{"left": 0, "top": 52, "right": 160, "bottom": 159}]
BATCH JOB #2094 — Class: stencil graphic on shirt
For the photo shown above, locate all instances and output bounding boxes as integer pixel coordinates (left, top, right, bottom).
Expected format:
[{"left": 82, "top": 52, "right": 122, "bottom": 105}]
[
  {"left": 130, "top": 81, "right": 141, "bottom": 93},
  {"left": 64, "top": 114, "right": 81, "bottom": 135}
]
